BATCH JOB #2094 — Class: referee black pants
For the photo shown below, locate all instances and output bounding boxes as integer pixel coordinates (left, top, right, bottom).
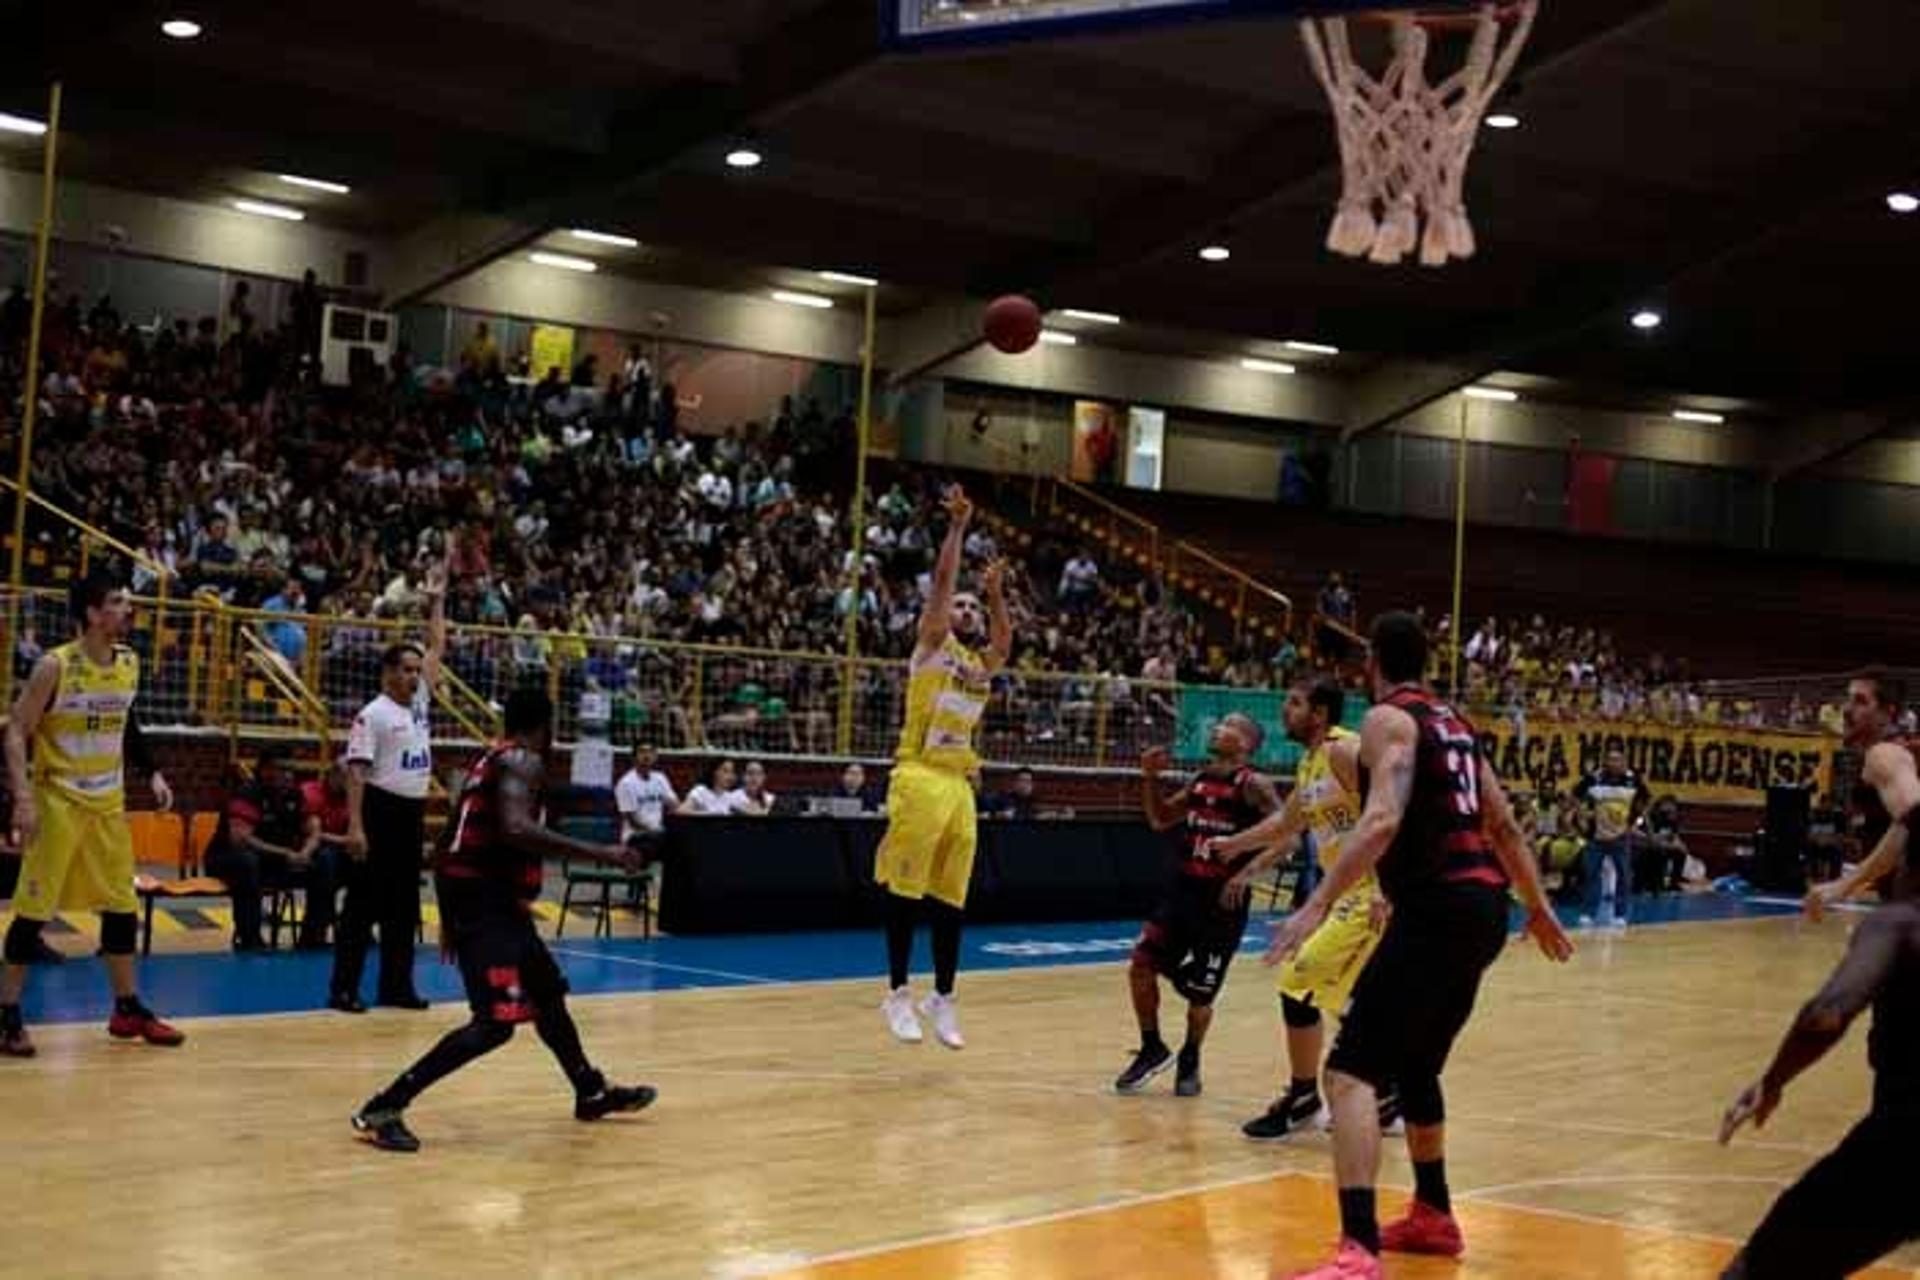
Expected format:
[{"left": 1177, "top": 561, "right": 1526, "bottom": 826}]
[{"left": 330, "top": 786, "right": 425, "bottom": 1003}]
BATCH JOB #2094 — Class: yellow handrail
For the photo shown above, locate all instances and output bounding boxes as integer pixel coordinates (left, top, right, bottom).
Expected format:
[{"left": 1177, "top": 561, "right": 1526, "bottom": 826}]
[
  {"left": 235, "top": 623, "right": 335, "bottom": 759},
  {"left": 434, "top": 664, "right": 501, "bottom": 744}
]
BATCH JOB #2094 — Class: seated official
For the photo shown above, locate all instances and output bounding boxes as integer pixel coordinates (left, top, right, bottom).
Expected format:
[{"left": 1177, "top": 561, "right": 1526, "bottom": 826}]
[
  {"left": 726, "top": 760, "right": 777, "bottom": 816},
  {"left": 298, "top": 762, "right": 354, "bottom": 945},
  {"left": 1634, "top": 795, "right": 1689, "bottom": 894},
  {"left": 812, "top": 762, "right": 882, "bottom": 815},
  {"left": 978, "top": 767, "right": 1039, "bottom": 821},
  {"left": 204, "top": 750, "right": 338, "bottom": 952},
  {"left": 680, "top": 759, "right": 740, "bottom": 816}
]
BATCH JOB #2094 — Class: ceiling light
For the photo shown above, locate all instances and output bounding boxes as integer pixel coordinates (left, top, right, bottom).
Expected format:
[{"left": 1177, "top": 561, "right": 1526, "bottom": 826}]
[
  {"left": 160, "top": 18, "right": 202, "bottom": 38},
  {"left": 529, "top": 251, "right": 597, "bottom": 273},
  {"left": 818, "top": 270, "right": 879, "bottom": 287},
  {"left": 771, "top": 290, "right": 833, "bottom": 309},
  {"left": 1198, "top": 244, "right": 1231, "bottom": 262},
  {"left": 1038, "top": 330, "right": 1078, "bottom": 346},
  {"left": 725, "top": 148, "right": 763, "bottom": 169},
  {"left": 1631, "top": 309, "right": 1663, "bottom": 330},
  {"left": 1673, "top": 409, "right": 1725, "bottom": 424},
  {"left": 1888, "top": 192, "right": 1920, "bottom": 214},
  {"left": 1240, "top": 358, "right": 1297, "bottom": 375},
  {"left": 1484, "top": 112, "right": 1521, "bottom": 130},
  {"left": 278, "top": 173, "right": 349, "bottom": 195},
  {"left": 1284, "top": 340, "right": 1340, "bottom": 356},
  {"left": 1060, "top": 308, "right": 1121, "bottom": 325},
  {"left": 567, "top": 228, "right": 638, "bottom": 248},
  {"left": 0, "top": 113, "right": 48, "bottom": 137},
  {"left": 1464, "top": 386, "right": 1519, "bottom": 402},
  {"left": 232, "top": 199, "right": 304, "bottom": 222}
]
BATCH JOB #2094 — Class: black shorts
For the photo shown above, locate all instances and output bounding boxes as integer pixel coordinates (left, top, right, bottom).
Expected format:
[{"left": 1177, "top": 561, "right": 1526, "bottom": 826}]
[
  {"left": 437, "top": 877, "right": 568, "bottom": 1025},
  {"left": 1725, "top": 1110, "right": 1919, "bottom": 1280},
  {"left": 1327, "top": 880, "right": 1508, "bottom": 1088},
  {"left": 1134, "top": 875, "right": 1251, "bottom": 1007}
]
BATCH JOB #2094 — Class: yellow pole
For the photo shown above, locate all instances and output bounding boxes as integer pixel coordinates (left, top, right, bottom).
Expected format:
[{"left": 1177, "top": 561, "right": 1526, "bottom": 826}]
[
  {"left": 836, "top": 280, "right": 879, "bottom": 756},
  {"left": 1448, "top": 396, "right": 1470, "bottom": 697},
  {"left": 4, "top": 82, "right": 61, "bottom": 710}
]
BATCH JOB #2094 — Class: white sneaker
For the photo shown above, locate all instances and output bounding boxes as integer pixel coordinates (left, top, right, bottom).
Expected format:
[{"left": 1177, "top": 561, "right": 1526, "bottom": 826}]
[
  {"left": 1576, "top": 915, "right": 1597, "bottom": 930},
  {"left": 883, "top": 987, "right": 923, "bottom": 1043},
  {"left": 919, "top": 993, "right": 965, "bottom": 1050},
  {"left": 1606, "top": 917, "right": 1630, "bottom": 933}
]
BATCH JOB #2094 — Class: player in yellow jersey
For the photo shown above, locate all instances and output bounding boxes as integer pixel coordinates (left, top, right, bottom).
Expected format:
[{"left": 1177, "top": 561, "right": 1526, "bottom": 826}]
[
  {"left": 876, "top": 486, "right": 1010, "bottom": 1050},
  {"left": 1207, "top": 677, "right": 1398, "bottom": 1139},
  {"left": 2, "top": 572, "right": 183, "bottom": 1058}
]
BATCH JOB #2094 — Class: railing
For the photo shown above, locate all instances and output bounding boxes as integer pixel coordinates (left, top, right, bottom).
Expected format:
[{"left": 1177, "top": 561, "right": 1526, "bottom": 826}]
[{"left": 941, "top": 433, "right": 1294, "bottom": 648}]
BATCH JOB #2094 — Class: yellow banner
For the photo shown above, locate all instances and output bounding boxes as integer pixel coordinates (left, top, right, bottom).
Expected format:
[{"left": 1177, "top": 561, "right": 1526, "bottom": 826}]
[
  {"left": 529, "top": 324, "right": 575, "bottom": 381},
  {"left": 1477, "top": 719, "right": 1836, "bottom": 807}
]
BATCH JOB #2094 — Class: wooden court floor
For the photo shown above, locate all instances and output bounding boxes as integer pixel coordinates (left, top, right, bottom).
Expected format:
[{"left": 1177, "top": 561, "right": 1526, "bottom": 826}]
[{"left": 0, "top": 913, "right": 1912, "bottom": 1279}]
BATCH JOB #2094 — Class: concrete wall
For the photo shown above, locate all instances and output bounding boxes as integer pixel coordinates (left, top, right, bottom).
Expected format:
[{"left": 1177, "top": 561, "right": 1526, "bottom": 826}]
[
  {"left": 427, "top": 257, "right": 864, "bottom": 366},
  {"left": 0, "top": 168, "right": 381, "bottom": 289}
]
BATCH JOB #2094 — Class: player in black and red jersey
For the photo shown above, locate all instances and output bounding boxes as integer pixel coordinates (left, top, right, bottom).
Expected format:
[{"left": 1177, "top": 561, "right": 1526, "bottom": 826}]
[
  {"left": 1117, "top": 713, "right": 1280, "bottom": 1098},
  {"left": 350, "top": 688, "right": 657, "bottom": 1154},
  {"left": 1804, "top": 670, "right": 1919, "bottom": 921},
  {"left": 1271, "top": 613, "right": 1572, "bottom": 1280}
]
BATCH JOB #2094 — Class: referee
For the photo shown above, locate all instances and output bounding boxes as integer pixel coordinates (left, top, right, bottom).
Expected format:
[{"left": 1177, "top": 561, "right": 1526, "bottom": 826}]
[{"left": 329, "top": 561, "right": 446, "bottom": 1013}]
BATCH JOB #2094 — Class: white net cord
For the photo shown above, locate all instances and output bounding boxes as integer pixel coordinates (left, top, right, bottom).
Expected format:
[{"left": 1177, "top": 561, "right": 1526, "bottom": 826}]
[{"left": 1300, "top": 2, "right": 1539, "bottom": 267}]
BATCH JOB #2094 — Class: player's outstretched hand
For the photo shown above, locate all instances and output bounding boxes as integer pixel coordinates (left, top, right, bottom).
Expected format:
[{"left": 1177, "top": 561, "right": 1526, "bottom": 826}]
[
  {"left": 1265, "top": 899, "right": 1328, "bottom": 966},
  {"left": 1719, "top": 1077, "right": 1780, "bottom": 1145},
  {"left": 607, "top": 844, "right": 646, "bottom": 874},
  {"left": 1524, "top": 905, "right": 1575, "bottom": 962},
  {"left": 941, "top": 486, "right": 973, "bottom": 526},
  {"left": 150, "top": 772, "right": 176, "bottom": 813},
  {"left": 1803, "top": 880, "right": 1842, "bottom": 923},
  {"left": 1220, "top": 873, "right": 1253, "bottom": 911},
  {"left": 1141, "top": 746, "right": 1172, "bottom": 777}
]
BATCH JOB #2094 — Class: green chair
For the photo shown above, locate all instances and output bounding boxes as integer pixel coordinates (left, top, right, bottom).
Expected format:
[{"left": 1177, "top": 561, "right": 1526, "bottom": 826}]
[{"left": 554, "top": 813, "right": 653, "bottom": 940}]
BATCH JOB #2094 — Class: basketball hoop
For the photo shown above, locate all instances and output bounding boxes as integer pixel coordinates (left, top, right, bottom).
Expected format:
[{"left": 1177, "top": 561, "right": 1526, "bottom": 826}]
[{"left": 1300, "top": 2, "right": 1537, "bottom": 267}]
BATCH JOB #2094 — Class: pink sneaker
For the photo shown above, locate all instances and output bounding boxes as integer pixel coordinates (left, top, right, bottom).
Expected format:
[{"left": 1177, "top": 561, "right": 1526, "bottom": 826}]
[
  {"left": 1381, "top": 1200, "right": 1465, "bottom": 1257},
  {"left": 1285, "top": 1239, "right": 1382, "bottom": 1279}
]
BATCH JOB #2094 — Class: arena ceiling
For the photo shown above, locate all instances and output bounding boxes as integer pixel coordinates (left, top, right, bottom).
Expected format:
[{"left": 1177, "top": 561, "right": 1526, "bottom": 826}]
[{"left": 5, "top": 0, "right": 1920, "bottom": 426}]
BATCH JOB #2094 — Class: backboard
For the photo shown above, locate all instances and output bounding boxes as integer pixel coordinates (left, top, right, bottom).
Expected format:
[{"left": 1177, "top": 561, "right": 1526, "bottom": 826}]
[{"left": 884, "top": 0, "right": 1424, "bottom": 47}]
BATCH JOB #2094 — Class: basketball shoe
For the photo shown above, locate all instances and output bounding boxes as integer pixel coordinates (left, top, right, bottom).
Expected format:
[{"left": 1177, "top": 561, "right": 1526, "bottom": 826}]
[{"left": 882, "top": 986, "right": 923, "bottom": 1043}]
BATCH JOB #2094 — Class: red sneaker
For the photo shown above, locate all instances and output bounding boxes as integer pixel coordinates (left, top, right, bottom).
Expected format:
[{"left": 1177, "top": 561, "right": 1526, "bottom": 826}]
[
  {"left": 1285, "top": 1239, "right": 1382, "bottom": 1279},
  {"left": 107, "top": 1003, "right": 186, "bottom": 1047},
  {"left": 1381, "top": 1200, "right": 1465, "bottom": 1257}
]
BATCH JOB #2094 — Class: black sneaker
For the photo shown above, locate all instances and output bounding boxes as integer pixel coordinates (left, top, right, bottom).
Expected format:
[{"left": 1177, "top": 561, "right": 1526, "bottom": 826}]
[
  {"left": 351, "top": 1106, "right": 421, "bottom": 1153},
  {"left": 1378, "top": 1085, "right": 1405, "bottom": 1135},
  {"left": 1242, "top": 1084, "right": 1326, "bottom": 1141},
  {"left": 1113, "top": 1042, "right": 1174, "bottom": 1093},
  {"left": 328, "top": 992, "right": 368, "bottom": 1015},
  {"left": 1174, "top": 1049, "right": 1202, "bottom": 1098},
  {"left": 0, "top": 1005, "right": 34, "bottom": 1059},
  {"left": 575, "top": 1083, "right": 658, "bottom": 1122}
]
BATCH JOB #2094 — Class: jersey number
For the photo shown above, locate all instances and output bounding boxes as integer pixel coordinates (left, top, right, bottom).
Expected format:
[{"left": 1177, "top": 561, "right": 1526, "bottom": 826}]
[{"left": 1444, "top": 738, "right": 1480, "bottom": 818}]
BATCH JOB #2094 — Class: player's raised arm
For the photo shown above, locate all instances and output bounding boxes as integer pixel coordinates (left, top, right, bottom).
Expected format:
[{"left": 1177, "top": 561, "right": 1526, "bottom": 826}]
[
  {"left": 1139, "top": 746, "right": 1191, "bottom": 833},
  {"left": 982, "top": 559, "right": 1012, "bottom": 673},
  {"left": 916, "top": 486, "right": 972, "bottom": 659}
]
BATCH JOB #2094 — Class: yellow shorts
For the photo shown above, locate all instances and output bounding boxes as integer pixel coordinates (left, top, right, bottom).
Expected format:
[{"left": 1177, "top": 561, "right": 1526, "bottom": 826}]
[
  {"left": 1276, "top": 892, "right": 1383, "bottom": 1015},
  {"left": 874, "top": 762, "right": 978, "bottom": 909},
  {"left": 11, "top": 788, "right": 137, "bottom": 921}
]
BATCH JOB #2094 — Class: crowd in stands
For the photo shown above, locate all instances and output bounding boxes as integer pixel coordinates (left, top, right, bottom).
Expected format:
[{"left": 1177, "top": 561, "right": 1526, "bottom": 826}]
[{"left": 0, "top": 279, "right": 1877, "bottom": 749}]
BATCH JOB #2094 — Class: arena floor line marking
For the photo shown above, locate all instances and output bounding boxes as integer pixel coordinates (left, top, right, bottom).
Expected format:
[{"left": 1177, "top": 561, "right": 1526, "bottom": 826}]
[
  {"left": 546, "top": 946, "right": 785, "bottom": 985},
  {"left": 729, "top": 1170, "right": 1291, "bottom": 1275}
]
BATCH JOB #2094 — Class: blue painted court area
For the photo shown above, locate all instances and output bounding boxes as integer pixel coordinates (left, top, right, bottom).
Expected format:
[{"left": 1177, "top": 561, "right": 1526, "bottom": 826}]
[{"left": 16, "top": 893, "right": 1801, "bottom": 1026}]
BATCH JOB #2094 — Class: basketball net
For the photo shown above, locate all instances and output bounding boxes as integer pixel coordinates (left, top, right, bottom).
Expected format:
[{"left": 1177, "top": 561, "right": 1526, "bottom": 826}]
[{"left": 1300, "top": 3, "right": 1538, "bottom": 267}]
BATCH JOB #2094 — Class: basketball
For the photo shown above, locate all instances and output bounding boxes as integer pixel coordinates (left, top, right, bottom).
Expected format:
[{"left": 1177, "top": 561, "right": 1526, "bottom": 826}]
[{"left": 983, "top": 294, "right": 1043, "bottom": 354}]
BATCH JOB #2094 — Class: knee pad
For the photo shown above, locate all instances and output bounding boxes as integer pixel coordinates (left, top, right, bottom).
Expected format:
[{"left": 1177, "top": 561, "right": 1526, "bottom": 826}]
[
  {"left": 99, "top": 912, "right": 138, "bottom": 956},
  {"left": 1281, "top": 993, "right": 1323, "bottom": 1029},
  {"left": 1399, "top": 1074, "right": 1445, "bottom": 1127},
  {"left": 3, "top": 917, "right": 46, "bottom": 964}
]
